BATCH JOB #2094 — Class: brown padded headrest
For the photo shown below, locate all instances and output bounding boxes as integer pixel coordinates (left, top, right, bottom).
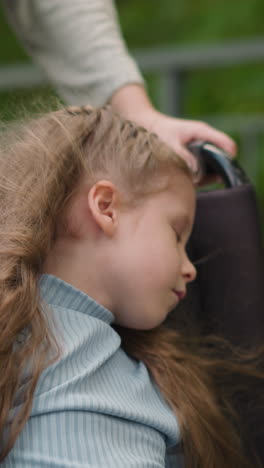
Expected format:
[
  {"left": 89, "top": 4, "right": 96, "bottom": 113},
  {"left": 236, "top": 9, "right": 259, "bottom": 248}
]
[{"left": 167, "top": 184, "right": 264, "bottom": 346}]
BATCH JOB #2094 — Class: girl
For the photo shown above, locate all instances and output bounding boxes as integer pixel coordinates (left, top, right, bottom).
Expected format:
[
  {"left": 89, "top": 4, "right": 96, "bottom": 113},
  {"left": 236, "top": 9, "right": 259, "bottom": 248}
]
[{"left": 0, "top": 105, "right": 263, "bottom": 468}]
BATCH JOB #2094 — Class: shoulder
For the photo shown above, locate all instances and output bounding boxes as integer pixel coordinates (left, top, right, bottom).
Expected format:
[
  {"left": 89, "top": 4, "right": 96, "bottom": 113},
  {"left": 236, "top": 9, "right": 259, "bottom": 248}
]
[
  {"left": 5, "top": 300, "right": 181, "bottom": 466},
  {"left": 35, "top": 301, "right": 121, "bottom": 400}
]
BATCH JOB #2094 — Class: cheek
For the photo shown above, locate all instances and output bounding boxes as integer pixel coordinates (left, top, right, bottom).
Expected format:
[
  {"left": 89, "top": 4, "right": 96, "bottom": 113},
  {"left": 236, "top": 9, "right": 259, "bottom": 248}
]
[
  {"left": 135, "top": 234, "right": 179, "bottom": 283},
  {"left": 115, "top": 220, "right": 179, "bottom": 285}
]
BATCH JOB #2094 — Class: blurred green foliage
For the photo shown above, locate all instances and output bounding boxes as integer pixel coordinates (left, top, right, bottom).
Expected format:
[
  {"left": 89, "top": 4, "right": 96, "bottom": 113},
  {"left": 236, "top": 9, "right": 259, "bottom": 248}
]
[
  {"left": 117, "top": 0, "right": 264, "bottom": 117},
  {"left": 117, "top": 0, "right": 264, "bottom": 46},
  {"left": 1, "top": 0, "right": 264, "bottom": 116},
  {"left": 1, "top": 1, "right": 264, "bottom": 117}
]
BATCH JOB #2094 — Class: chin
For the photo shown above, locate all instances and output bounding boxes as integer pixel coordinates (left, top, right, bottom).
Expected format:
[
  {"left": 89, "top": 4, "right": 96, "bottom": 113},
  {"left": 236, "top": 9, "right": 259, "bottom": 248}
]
[
  {"left": 114, "top": 303, "right": 168, "bottom": 330},
  {"left": 115, "top": 316, "right": 164, "bottom": 331},
  {"left": 141, "top": 314, "right": 168, "bottom": 330}
]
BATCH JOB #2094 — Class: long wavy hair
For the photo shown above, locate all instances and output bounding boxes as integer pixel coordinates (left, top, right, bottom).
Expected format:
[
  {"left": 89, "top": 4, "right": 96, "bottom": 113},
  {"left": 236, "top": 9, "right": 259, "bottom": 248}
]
[{"left": 0, "top": 105, "right": 263, "bottom": 467}]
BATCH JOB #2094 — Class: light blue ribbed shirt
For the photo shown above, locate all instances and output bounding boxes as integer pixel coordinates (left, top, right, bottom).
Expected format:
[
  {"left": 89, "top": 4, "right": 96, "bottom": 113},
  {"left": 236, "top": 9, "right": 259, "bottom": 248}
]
[{"left": 3, "top": 274, "right": 183, "bottom": 467}]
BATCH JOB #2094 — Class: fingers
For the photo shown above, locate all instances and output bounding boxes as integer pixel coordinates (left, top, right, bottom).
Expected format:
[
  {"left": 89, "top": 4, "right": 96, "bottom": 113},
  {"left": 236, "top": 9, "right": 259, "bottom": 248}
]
[
  {"left": 173, "top": 144, "right": 199, "bottom": 172},
  {"left": 137, "top": 111, "right": 237, "bottom": 172},
  {"left": 193, "top": 122, "right": 237, "bottom": 157}
]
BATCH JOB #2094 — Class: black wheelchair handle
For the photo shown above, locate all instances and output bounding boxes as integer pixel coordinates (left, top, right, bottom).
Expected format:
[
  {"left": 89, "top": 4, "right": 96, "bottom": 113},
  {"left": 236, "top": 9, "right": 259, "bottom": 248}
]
[{"left": 188, "top": 141, "right": 250, "bottom": 188}]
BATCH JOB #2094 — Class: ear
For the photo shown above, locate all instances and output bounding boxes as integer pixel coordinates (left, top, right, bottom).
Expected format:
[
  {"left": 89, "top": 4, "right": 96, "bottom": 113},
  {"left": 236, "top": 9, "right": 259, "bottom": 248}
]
[{"left": 87, "top": 180, "right": 119, "bottom": 237}]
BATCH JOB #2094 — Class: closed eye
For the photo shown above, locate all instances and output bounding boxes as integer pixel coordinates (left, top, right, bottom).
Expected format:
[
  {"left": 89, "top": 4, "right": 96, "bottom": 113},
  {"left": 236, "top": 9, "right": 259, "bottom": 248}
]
[{"left": 174, "top": 230, "right": 182, "bottom": 243}]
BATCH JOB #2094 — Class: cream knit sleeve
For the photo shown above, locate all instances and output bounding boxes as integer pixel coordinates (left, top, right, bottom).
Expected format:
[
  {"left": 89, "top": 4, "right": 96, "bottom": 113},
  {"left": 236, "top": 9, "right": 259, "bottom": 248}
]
[{"left": 2, "top": 0, "right": 144, "bottom": 106}]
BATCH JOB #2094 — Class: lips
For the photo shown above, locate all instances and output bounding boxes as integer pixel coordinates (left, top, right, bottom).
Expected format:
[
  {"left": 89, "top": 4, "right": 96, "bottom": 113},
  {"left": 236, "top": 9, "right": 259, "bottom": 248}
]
[{"left": 173, "top": 290, "right": 186, "bottom": 301}]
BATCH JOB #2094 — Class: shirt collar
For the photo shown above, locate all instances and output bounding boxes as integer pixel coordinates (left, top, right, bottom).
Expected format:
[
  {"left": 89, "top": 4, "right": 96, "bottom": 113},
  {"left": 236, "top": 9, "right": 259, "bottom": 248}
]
[{"left": 39, "top": 274, "right": 114, "bottom": 325}]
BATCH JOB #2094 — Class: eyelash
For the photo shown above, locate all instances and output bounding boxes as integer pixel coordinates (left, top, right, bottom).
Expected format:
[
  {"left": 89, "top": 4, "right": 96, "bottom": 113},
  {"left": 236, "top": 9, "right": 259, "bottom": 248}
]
[{"left": 175, "top": 230, "right": 182, "bottom": 243}]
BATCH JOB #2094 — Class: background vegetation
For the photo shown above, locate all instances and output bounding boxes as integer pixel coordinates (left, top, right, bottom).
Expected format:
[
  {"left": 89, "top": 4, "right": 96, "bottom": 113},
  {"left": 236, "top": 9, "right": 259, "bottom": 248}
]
[{"left": 1, "top": 1, "right": 264, "bottom": 115}]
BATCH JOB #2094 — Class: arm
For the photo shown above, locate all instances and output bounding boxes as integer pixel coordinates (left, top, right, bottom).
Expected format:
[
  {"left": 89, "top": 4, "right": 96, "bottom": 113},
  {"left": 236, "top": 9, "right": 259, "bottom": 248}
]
[
  {"left": 2, "top": 0, "right": 144, "bottom": 107},
  {"left": 3, "top": 0, "right": 236, "bottom": 169}
]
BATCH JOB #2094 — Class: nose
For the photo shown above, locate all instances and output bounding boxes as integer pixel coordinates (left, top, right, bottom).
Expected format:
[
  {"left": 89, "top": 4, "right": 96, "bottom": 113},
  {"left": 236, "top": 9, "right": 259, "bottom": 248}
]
[{"left": 182, "top": 253, "right": 197, "bottom": 284}]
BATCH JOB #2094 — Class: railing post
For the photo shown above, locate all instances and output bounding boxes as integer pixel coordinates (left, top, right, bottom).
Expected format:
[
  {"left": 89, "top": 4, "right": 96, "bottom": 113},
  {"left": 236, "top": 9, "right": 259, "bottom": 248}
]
[
  {"left": 239, "top": 129, "right": 260, "bottom": 185},
  {"left": 157, "top": 70, "right": 185, "bottom": 117}
]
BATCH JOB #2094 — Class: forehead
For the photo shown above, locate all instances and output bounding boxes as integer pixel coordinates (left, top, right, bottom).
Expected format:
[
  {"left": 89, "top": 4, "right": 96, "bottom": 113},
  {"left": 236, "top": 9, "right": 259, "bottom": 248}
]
[
  {"left": 158, "top": 171, "right": 196, "bottom": 220},
  {"left": 129, "top": 170, "right": 196, "bottom": 228}
]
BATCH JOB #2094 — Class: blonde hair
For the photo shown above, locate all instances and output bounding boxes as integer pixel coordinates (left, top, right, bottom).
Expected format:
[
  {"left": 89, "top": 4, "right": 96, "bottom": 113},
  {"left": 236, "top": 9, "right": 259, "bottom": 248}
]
[{"left": 0, "top": 105, "right": 263, "bottom": 467}]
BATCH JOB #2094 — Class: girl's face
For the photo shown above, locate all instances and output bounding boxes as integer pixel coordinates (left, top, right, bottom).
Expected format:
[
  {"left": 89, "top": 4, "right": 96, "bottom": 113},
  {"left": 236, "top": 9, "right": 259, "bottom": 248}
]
[{"left": 108, "top": 171, "right": 197, "bottom": 330}]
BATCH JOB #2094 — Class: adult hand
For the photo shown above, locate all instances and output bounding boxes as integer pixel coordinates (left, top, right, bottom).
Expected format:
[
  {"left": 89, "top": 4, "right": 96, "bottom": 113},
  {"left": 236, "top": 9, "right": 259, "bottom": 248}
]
[
  {"left": 135, "top": 110, "right": 237, "bottom": 172},
  {"left": 110, "top": 84, "right": 237, "bottom": 175}
]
